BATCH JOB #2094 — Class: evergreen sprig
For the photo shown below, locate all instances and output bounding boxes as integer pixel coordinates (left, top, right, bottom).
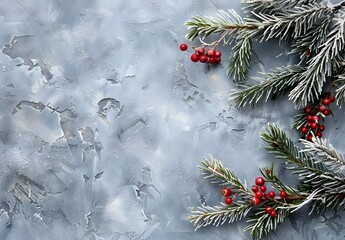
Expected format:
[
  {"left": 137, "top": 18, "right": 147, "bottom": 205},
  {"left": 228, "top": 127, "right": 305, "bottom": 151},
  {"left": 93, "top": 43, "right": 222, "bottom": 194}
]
[
  {"left": 189, "top": 124, "right": 345, "bottom": 239},
  {"left": 184, "top": 0, "right": 345, "bottom": 108}
]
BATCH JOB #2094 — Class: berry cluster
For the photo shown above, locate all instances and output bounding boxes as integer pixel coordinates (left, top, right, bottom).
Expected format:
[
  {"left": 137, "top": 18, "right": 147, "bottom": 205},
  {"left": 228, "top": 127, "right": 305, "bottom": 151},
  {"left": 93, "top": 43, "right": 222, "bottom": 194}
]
[
  {"left": 180, "top": 43, "right": 222, "bottom": 64},
  {"left": 221, "top": 173, "right": 288, "bottom": 218},
  {"left": 301, "top": 96, "right": 335, "bottom": 141}
]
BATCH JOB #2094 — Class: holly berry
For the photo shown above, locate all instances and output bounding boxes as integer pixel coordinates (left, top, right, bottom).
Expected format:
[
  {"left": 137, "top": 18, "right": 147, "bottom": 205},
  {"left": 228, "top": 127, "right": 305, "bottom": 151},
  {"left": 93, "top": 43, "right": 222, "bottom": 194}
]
[
  {"left": 255, "top": 191, "right": 263, "bottom": 198},
  {"left": 225, "top": 197, "right": 233, "bottom": 205},
  {"left": 318, "top": 105, "right": 326, "bottom": 112},
  {"left": 312, "top": 115, "right": 319, "bottom": 121},
  {"left": 307, "top": 115, "right": 314, "bottom": 122},
  {"left": 306, "top": 49, "right": 311, "bottom": 57},
  {"left": 305, "top": 107, "right": 312, "bottom": 114},
  {"left": 222, "top": 188, "right": 231, "bottom": 197},
  {"left": 209, "top": 57, "right": 216, "bottom": 64},
  {"left": 267, "top": 191, "right": 275, "bottom": 198},
  {"left": 191, "top": 53, "right": 199, "bottom": 62},
  {"left": 266, "top": 169, "right": 271, "bottom": 175},
  {"left": 255, "top": 177, "right": 265, "bottom": 186},
  {"left": 310, "top": 122, "right": 318, "bottom": 129},
  {"left": 323, "top": 109, "right": 331, "bottom": 116},
  {"left": 251, "top": 186, "right": 259, "bottom": 192},
  {"left": 270, "top": 210, "right": 277, "bottom": 217},
  {"left": 206, "top": 49, "right": 215, "bottom": 57},
  {"left": 251, "top": 197, "right": 261, "bottom": 206},
  {"left": 316, "top": 131, "right": 322, "bottom": 138},
  {"left": 265, "top": 206, "right": 273, "bottom": 214},
  {"left": 180, "top": 43, "right": 188, "bottom": 51},
  {"left": 301, "top": 127, "right": 308, "bottom": 134},
  {"left": 307, "top": 134, "right": 313, "bottom": 141},
  {"left": 214, "top": 57, "right": 221, "bottom": 63},
  {"left": 323, "top": 98, "right": 331, "bottom": 105},
  {"left": 199, "top": 55, "right": 208, "bottom": 63},
  {"left": 197, "top": 47, "right": 205, "bottom": 54},
  {"left": 214, "top": 51, "right": 222, "bottom": 58},
  {"left": 260, "top": 186, "right": 267, "bottom": 192},
  {"left": 319, "top": 125, "right": 325, "bottom": 131},
  {"left": 280, "top": 191, "right": 287, "bottom": 198},
  {"left": 329, "top": 96, "right": 335, "bottom": 103}
]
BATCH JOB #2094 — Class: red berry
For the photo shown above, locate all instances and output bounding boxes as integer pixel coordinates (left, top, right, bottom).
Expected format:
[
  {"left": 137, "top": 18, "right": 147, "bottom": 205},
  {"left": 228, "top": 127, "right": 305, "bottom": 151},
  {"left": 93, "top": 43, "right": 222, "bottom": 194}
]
[
  {"left": 316, "top": 131, "right": 322, "bottom": 138},
  {"left": 255, "top": 177, "right": 265, "bottom": 186},
  {"left": 255, "top": 191, "right": 263, "bottom": 198},
  {"left": 323, "top": 109, "right": 331, "bottom": 116},
  {"left": 214, "top": 57, "right": 221, "bottom": 63},
  {"left": 199, "top": 54, "right": 208, "bottom": 63},
  {"left": 305, "top": 107, "right": 312, "bottom": 114},
  {"left": 306, "top": 49, "right": 311, "bottom": 57},
  {"left": 270, "top": 210, "right": 277, "bottom": 217},
  {"left": 310, "top": 122, "right": 318, "bottom": 129},
  {"left": 252, "top": 186, "right": 259, "bottom": 192},
  {"left": 307, "top": 115, "right": 314, "bottom": 122},
  {"left": 267, "top": 191, "right": 275, "bottom": 198},
  {"left": 225, "top": 197, "right": 233, "bottom": 205},
  {"left": 206, "top": 49, "right": 215, "bottom": 57},
  {"left": 312, "top": 115, "right": 319, "bottom": 121},
  {"left": 280, "top": 191, "right": 287, "bottom": 198},
  {"left": 329, "top": 96, "right": 335, "bottom": 103},
  {"left": 318, "top": 105, "right": 326, "bottom": 112},
  {"left": 266, "top": 169, "right": 271, "bottom": 175},
  {"left": 319, "top": 125, "right": 325, "bottom": 131},
  {"left": 197, "top": 47, "right": 205, "bottom": 54},
  {"left": 323, "top": 98, "right": 331, "bottom": 105},
  {"left": 260, "top": 186, "right": 267, "bottom": 192},
  {"left": 222, "top": 188, "right": 231, "bottom": 197},
  {"left": 209, "top": 57, "right": 216, "bottom": 64},
  {"left": 307, "top": 134, "right": 313, "bottom": 141},
  {"left": 180, "top": 43, "right": 188, "bottom": 51},
  {"left": 251, "top": 197, "right": 261, "bottom": 206},
  {"left": 191, "top": 53, "right": 199, "bottom": 62},
  {"left": 265, "top": 206, "right": 273, "bottom": 214},
  {"left": 214, "top": 51, "right": 222, "bottom": 58},
  {"left": 301, "top": 127, "right": 308, "bottom": 134}
]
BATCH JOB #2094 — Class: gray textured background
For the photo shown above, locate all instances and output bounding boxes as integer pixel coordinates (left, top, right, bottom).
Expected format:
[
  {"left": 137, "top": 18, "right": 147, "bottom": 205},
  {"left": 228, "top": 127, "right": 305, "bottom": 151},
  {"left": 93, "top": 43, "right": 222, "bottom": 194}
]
[{"left": 1, "top": 0, "right": 345, "bottom": 239}]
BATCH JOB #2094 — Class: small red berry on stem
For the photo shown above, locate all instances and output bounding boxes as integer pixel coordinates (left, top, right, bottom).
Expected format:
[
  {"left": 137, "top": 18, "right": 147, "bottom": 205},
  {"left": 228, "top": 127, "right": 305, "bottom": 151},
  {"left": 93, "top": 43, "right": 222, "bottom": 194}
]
[
  {"left": 251, "top": 186, "right": 259, "bottom": 192},
  {"left": 305, "top": 107, "right": 312, "bottom": 114},
  {"left": 214, "top": 57, "right": 221, "bottom": 63},
  {"left": 197, "top": 47, "right": 205, "bottom": 54},
  {"left": 260, "top": 186, "right": 267, "bottom": 192},
  {"left": 312, "top": 115, "right": 319, "bottom": 122},
  {"left": 301, "top": 127, "right": 308, "bottom": 134},
  {"left": 306, "top": 49, "right": 311, "bottom": 57},
  {"left": 255, "top": 191, "right": 263, "bottom": 198},
  {"left": 323, "top": 109, "right": 331, "bottom": 116},
  {"left": 222, "top": 188, "right": 231, "bottom": 197},
  {"left": 209, "top": 57, "right": 216, "bottom": 64},
  {"left": 225, "top": 197, "right": 233, "bottom": 205},
  {"left": 266, "top": 169, "right": 271, "bottom": 175},
  {"left": 214, "top": 51, "right": 222, "bottom": 58},
  {"left": 310, "top": 122, "right": 318, "bottom": 129},
  {"left": 280, "top": 191, "right": 287, "bottom": 198},
  {"left": 307, "top": 134, "right": 313, "bottom": 141},
  {"left": 318, "top": 105, "right": 326, "bottom": 112},
  {"left": 206, "top": 49, "right": 215, "bottom": 57},
  {"left": 319, "top": 125, "right": 325, "bottom": 131},
  {"left": 323, "top": 98, "right": 331, "bottom": 105},
  {"left": 199, "top": 55, "right": 208, "bottom": 63},
  {"left": 265, "top": 206, "right": 273, "bottom": 214},
  {"left": 267, "top": 191, "right": 275, "bottom": 198},
  {"left": 307, "top": 115, "right": 314, "bottom": 122},
  {"left": 180, "top": 43, "right": 188, "bottom": 51},
  {"left": 255, "top": 177, "right": 265, "bottom": 186},
  {"left": 316, "top": 131, "right": 322, "bottom": 138},
  {"left": 270, "top": 210, "right": 277, "bottom": 217},
  {"left": 191, "top": 53, "right": 199, "bottom": 62},
  {"left": 251, "top": 197, "right": 261, "bottom": 206},
  {"left": 329, "top": 96, "right": 335, "bottom": 102}
]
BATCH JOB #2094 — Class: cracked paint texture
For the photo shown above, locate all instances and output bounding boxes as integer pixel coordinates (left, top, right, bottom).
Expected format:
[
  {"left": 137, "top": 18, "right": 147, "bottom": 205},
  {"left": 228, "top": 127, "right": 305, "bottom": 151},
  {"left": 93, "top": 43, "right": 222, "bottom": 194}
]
[{"left": 1, "top": 0, "right": 345, "bottom": 239}]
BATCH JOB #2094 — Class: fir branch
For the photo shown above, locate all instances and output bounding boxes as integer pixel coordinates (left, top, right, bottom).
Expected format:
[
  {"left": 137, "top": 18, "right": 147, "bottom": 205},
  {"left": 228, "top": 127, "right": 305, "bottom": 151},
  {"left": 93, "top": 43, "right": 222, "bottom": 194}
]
[
  {"left": 189, "top": 203, "right": 252, "bottom": 229},
  {"left": 301, "top": 138, "right": 345, "bottom": 176},
  {"left": 232, "top": 65, "right": 304, "bottom": 109},
  {"left": 184, "top": 10, "right": 256, "bottom": 41},
  {"left": 244, "top": 207, "right": 290, "bottom": 240},
  {"left": 200, "top": 157, "right": 252, "bottom": 195},
  {"left": 227, "top": 33, "right": 253, "bottom": 82},
  {"left": 289, "top": 12, "right": 345, "bottom": 108}
]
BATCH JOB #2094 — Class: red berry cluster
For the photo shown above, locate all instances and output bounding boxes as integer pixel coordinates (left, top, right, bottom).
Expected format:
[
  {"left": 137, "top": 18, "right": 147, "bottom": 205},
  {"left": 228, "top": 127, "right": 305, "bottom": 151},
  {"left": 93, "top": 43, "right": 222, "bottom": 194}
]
[
  {"left": 180, "top": 43, "right": 222, "bottom": 64},
  {"left": 250, "top": 176, "right": 287, "bottom": 218},
  {"left": 301, "top": 96, "right": 335, "bottom": 141},
  {"left": 222, "top": 187, "right": 233, "bottom": 205}
]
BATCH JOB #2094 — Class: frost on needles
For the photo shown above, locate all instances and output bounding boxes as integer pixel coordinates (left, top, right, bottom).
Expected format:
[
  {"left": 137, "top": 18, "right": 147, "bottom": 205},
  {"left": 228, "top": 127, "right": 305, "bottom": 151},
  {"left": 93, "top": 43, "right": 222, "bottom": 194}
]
[{"left": 184, "top": 0, "right": 345, "bottom": 108}]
